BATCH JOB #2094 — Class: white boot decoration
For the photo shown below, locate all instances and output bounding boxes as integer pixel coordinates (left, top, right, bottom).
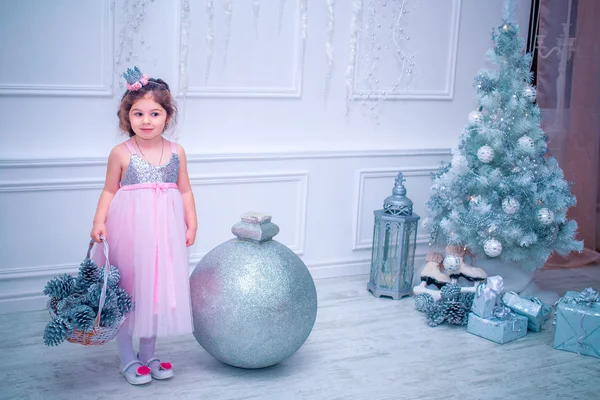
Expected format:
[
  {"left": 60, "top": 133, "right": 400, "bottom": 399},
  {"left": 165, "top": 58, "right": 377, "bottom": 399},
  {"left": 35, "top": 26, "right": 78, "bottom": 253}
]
[{"left": 413, "top": 252, "right": 451, "bottom": 300}]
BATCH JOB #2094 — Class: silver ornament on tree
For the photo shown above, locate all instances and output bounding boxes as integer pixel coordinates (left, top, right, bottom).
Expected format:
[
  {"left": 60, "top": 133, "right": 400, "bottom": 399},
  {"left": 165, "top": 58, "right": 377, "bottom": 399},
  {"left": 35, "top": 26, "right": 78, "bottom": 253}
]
[
  {"left": 483, "top": 239, "right": 502, "bottom": 257},
  {"left": 501, "top": 197, "right": 520, "bottom": 214},
  {"left": 523, "top": 86, "right": 536, "bottom": 102},
  {"left": 517, "top": 135, "right": 535, "bottom": 152},
  {"left": 443, "top": 255, "right": 461, "bottom": 274},
  {"left": 537, "top": 208, "right": 555, "bottom": 225},
  {"left": 189, "top": 212, "right": 318, "bottom": 369},
  {"left": 468, "top": 110, "right": 484, "bottom": 125},
  {"left": 477, "top": 145, "right": 494, "bottom": 164}
]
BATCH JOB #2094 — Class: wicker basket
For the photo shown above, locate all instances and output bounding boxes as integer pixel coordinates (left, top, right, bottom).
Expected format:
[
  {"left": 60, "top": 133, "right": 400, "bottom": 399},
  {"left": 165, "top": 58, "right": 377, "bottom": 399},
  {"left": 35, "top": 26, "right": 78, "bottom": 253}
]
[{"left": 47, "top": 236, "right": 125, "bottom": 346}]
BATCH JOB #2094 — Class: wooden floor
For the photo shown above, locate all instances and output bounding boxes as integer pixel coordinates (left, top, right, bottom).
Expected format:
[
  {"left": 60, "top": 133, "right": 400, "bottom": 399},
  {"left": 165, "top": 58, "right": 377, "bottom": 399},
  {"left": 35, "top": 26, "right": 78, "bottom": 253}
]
[{"left": 2, "top": 266, "right": 600, "bottom": 400}]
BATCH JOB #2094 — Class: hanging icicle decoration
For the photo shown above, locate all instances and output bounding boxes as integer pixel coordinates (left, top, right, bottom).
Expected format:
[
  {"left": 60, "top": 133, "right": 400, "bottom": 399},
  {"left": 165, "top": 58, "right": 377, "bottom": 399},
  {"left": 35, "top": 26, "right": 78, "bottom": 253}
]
[
  {"left": 300, "top": 0, "right": 308, "bottom": 72},
  {"left": 351, "top": 0, "right": 419, "bottom": 122},
  {"left": 389, "top": 0, "right": 418, "bottom": 94},
  {"left": 253, "top": 0, "right": 260, "bottom": 36},
  {"left": 223, "top": 0, "right": 233, "bottom": 65},
  {"left": 278, "top": 0, "right": 288, "bottom": 35},
  {"left": 346, "top": 0, "right": 364, "bottom": 115},
  {"left": 114, "top": 0, "right": 154, "bottom": 89},
  {"left": 176, "top": 0, "right": 191, "bottom": 140},
  {"left": 205, "top": 0, "right": 215, "bottom": 84},
  {"left": 324, "top": 0, "right": 336, "bottom": 101}
]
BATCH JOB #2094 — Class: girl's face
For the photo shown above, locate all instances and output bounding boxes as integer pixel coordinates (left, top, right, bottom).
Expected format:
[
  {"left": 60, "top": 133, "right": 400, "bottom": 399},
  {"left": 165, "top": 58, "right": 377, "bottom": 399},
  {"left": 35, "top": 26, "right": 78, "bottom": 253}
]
[{"left": 129, "top": 94, "right": 169, "bottom": 140}]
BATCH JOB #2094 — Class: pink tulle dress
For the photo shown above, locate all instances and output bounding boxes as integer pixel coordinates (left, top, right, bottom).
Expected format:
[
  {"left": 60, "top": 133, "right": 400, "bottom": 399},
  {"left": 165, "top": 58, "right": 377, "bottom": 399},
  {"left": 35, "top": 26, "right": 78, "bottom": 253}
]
[{"left": 93, "top": 138, "right": 193, "bottom": 338}]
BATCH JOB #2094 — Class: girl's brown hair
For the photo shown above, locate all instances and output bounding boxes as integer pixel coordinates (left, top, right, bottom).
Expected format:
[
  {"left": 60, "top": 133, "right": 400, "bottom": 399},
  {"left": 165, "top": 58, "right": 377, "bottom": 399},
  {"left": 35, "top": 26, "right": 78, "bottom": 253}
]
[{"left": 117, "top": 78, "right": 178, "bottom": 137}]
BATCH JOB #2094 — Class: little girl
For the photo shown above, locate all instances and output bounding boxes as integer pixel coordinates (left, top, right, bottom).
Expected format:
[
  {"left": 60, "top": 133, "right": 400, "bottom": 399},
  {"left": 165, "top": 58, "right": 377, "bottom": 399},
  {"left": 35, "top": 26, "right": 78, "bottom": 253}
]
[{"left": 90, "top": 66, "right": 197, "bottom": 385}]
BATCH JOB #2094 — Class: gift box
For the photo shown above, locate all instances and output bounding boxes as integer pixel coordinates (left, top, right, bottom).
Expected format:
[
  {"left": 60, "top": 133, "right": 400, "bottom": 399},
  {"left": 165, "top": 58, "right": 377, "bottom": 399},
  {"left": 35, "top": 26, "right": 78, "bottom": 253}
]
[
  {"left": 467, "top": 306, "right": 528, "bottom": 344},
  {"left": 553, "top": 288, "right": 600, "bottom": 359},
  {"left": 502, "top": 291, "right": 552, "bottom": 332},
  {"left": 523, "top": 296, "right": 552, "bottom": 332},
  {"left": 471, "top": 276, "right": 504, "bottom": 319}
]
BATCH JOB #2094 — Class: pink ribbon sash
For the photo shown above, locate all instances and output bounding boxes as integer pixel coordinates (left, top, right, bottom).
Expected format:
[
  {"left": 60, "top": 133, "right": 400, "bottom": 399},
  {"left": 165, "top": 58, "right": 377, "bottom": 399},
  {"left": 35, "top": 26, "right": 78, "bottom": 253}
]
[{"left": 120, "top": 183, "right": 178, "bottom": 193}]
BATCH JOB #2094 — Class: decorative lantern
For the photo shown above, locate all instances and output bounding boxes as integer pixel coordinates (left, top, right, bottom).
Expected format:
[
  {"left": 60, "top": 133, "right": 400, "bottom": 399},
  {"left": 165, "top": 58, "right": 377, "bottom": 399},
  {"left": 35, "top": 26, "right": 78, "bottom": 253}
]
[{"left": 367, "top": 172, "right": 420, "bottom": 300}]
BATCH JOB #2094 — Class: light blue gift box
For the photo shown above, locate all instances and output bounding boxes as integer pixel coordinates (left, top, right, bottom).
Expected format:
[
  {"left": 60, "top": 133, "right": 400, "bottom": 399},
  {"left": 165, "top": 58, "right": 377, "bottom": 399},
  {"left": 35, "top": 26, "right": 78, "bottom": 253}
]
[
  {"left": 553, "top": 289, "right": 600, "bottom": 359},
  {"left": 502, "top": 291, "right": 552, "bottom": 332},
  {"left": 467, "top": 309, "right": 528, "bottom": 344},
  {"left": 471, "top": 276, "right": 503, "bottom": 319}
]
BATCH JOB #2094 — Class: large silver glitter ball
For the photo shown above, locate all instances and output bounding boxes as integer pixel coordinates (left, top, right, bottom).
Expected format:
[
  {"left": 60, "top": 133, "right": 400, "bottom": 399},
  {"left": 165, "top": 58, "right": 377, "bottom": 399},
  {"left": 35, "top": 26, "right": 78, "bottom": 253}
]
[{"left": 190, "top": 213, "right": 318, "bottom": 369}]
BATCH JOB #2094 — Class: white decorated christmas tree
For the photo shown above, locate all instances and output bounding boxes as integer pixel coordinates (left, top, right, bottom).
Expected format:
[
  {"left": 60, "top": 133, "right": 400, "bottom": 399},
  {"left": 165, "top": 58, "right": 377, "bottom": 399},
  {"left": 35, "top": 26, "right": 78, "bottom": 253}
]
[{"left": 423, "top": 0, "right": 583, "bottom": 272}]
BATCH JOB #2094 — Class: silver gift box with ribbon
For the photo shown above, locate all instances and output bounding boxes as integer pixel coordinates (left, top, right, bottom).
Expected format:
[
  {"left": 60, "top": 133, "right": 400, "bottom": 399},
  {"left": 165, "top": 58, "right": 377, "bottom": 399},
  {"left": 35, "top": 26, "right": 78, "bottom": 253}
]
[
  {"left": 553, "top": 288, "right": 600, "bottom": 359},
  {"left": 467, "top": 305, "right": 528, "bottom": 344},
  {"left": 502, "top": 291, "right": 552, "bottom": 332},
  {"left": 471, "top": 276, "right": 504, "bottom": 319}
]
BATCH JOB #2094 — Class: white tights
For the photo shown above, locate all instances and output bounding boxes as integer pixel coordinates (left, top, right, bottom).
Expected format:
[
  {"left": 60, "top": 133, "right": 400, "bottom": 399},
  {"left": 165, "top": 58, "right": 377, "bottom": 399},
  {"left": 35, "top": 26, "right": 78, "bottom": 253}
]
[{"left": 117, "top": 318, "right": 157, "bottom": 371}]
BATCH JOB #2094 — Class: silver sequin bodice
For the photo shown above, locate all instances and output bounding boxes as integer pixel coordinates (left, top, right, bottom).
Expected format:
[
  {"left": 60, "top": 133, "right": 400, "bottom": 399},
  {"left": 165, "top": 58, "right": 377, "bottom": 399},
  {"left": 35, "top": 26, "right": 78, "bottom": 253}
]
[{"left": 120, "top": 153, "right": 179, "bottom": 186}]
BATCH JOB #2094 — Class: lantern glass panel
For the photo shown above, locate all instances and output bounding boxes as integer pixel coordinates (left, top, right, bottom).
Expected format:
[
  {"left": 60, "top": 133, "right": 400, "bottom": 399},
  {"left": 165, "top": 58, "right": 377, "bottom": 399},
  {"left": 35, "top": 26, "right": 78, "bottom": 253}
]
[
  {"left": 399, "top": 219, "right": 418, "bottom": 292},
  {"left": 380, "top": 221, "right": 401, "bottom": 290},
  {"left": 369, "top": 216, "right": 381, "bottom": 286}
]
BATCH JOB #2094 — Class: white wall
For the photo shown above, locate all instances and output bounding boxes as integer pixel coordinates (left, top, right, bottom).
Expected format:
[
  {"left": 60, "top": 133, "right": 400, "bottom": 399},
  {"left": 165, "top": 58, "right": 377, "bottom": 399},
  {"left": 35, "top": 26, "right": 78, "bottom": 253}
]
[{"left": 0, "top": 0, "right": 531, "bottom": 313}]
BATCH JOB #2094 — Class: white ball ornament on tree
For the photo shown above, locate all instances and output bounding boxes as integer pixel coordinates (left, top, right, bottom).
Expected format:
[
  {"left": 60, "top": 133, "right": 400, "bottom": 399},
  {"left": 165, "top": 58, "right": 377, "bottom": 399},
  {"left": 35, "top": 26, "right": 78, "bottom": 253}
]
[
  {"left": 523, "top": 86, "right": 536, "bottom": 102},
  {"left": 537, "top": 208, "right": 555, "bottom": 225},
  {"left": 477, "top": 145, "right": 495, "bottom": 164},
  {"left": 502, "top": 197, "right": 520, "bottom": 214},
  {"left": 484, "top": 239, "right": 503, "bottom": 257},
  {"left": 443, "top": 255, "right": 461, "bottom": 274},
  {"left": 517, "top": 135, "right": 535, "bottom": 152},
  {"left": 468, "top": 110, "right": 484, "bottom": 125}
]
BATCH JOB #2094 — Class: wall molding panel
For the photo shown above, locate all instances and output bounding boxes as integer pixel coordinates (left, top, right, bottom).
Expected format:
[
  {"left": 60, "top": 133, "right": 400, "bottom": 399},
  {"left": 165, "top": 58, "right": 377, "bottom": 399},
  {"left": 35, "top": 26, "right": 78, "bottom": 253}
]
[{"left": 0, "top": 0, "right": 114, "bottom": 97}]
